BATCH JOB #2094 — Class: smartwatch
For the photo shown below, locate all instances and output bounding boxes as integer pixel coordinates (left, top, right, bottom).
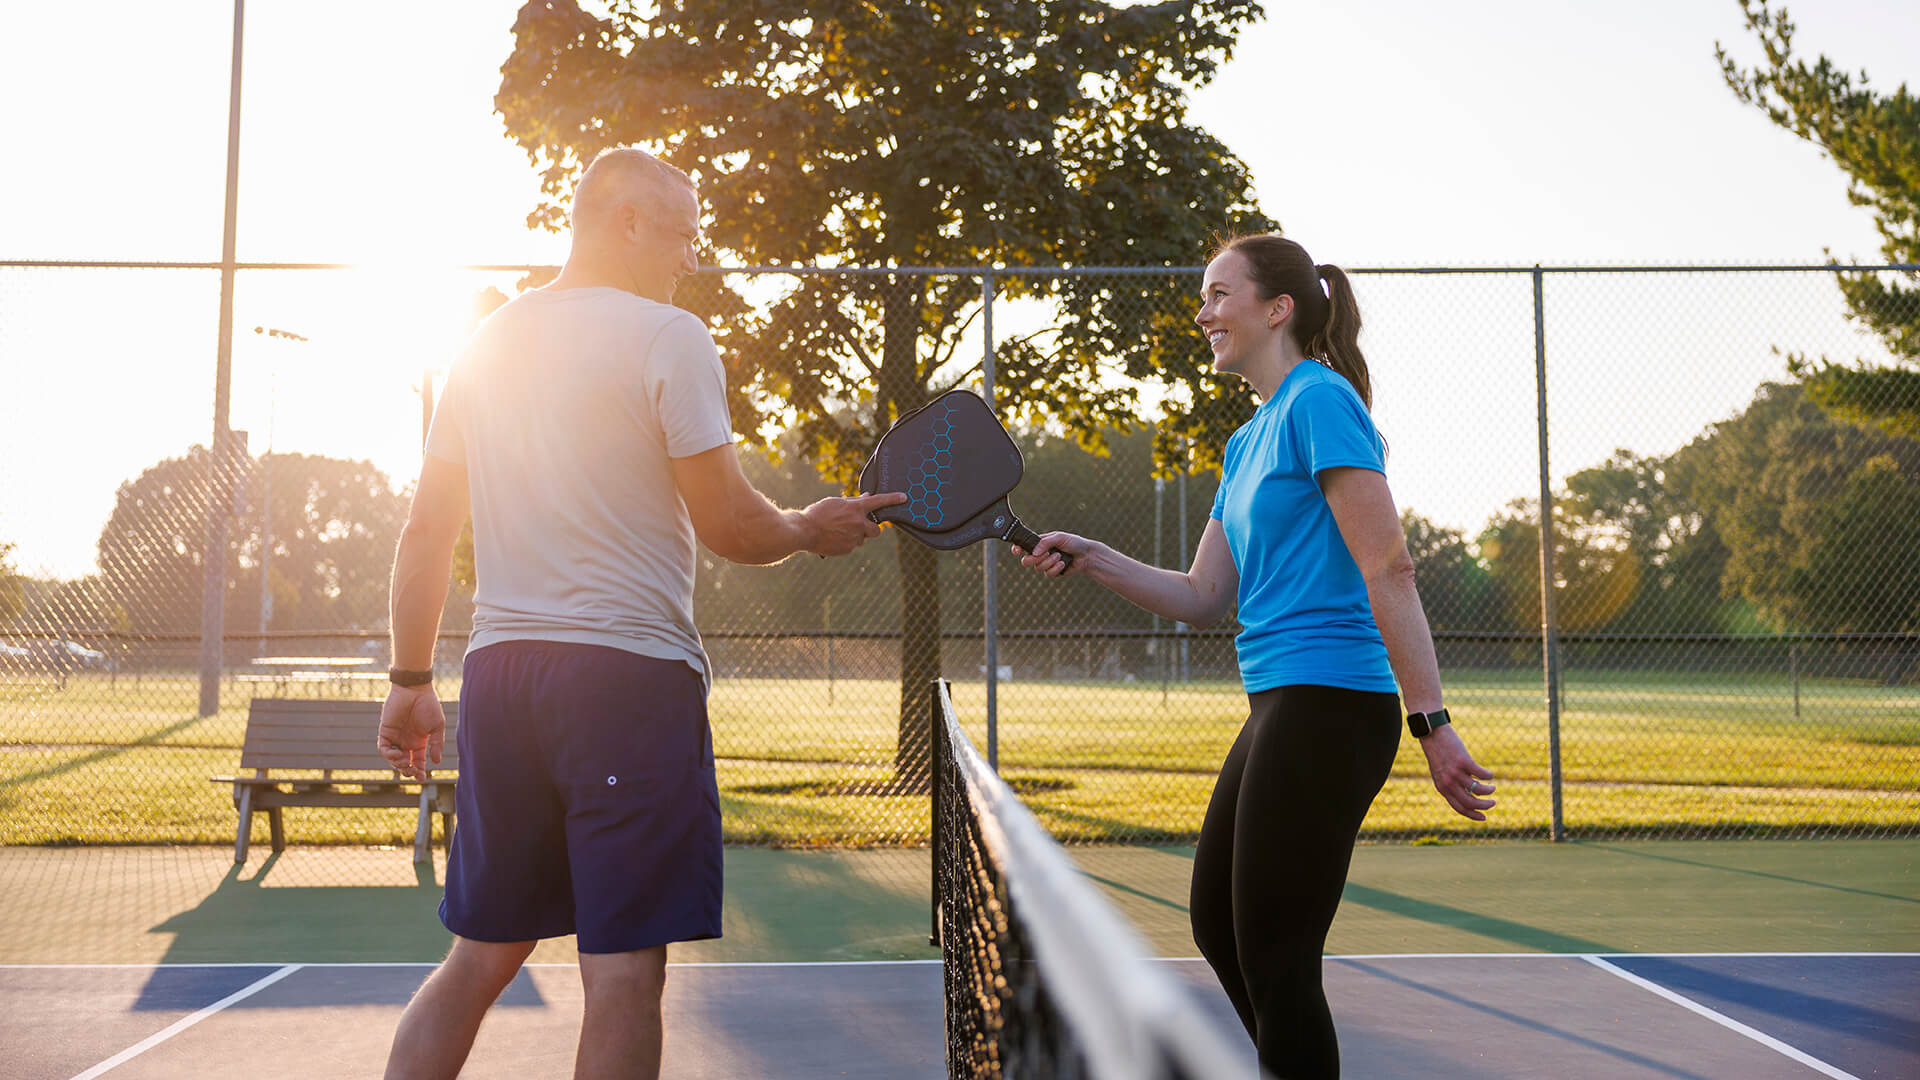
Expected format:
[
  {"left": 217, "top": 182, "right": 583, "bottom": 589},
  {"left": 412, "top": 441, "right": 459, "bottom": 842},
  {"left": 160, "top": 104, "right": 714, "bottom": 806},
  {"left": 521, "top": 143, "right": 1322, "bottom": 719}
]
[
  {"left": 1406, "top": 707, "right": 1451, "bottom": 738},
  {"left": 388, "top": 667, "right": 434, "bottom": 688}
]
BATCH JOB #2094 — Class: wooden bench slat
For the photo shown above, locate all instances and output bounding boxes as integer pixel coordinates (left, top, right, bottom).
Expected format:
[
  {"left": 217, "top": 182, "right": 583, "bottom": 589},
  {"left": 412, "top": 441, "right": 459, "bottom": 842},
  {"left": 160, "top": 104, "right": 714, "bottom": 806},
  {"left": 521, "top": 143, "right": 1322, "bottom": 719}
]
[{"left": 217, "top": 697, "right": 461, "bottom": 864}]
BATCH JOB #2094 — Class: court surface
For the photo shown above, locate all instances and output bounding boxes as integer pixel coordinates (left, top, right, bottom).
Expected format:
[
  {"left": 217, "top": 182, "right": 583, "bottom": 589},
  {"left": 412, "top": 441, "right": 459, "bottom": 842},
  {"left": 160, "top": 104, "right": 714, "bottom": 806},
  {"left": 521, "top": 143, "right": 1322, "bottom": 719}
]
[
  {"left": 5, "top": 953, "right": 1916, "bottom": 1078},
  {"left": 2, "top": 840, "right": 1915, "bottom": 1078}
]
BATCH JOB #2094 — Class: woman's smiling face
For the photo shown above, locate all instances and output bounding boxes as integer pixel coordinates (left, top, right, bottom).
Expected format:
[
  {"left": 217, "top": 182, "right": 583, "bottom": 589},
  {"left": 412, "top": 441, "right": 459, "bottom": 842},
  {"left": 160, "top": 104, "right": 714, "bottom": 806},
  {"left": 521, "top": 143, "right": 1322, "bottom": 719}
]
[{"left": 1196, "top": 248, "right": 1290, "bottom": 378}]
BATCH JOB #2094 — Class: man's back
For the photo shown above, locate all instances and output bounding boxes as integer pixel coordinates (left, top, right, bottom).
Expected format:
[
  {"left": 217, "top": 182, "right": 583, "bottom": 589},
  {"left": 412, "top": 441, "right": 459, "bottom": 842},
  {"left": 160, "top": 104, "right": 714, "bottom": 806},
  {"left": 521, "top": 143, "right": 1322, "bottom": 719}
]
[{"left": 427, "top": 285, "right": 733, "bottom": 681}]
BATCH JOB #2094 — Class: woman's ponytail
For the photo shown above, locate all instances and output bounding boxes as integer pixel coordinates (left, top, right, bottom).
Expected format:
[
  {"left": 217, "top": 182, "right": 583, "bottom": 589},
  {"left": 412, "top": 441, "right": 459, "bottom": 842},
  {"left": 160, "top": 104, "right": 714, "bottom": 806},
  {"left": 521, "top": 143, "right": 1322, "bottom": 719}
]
[{"left": 1306, "top": 263, "right": 1370, "bottom": 410}]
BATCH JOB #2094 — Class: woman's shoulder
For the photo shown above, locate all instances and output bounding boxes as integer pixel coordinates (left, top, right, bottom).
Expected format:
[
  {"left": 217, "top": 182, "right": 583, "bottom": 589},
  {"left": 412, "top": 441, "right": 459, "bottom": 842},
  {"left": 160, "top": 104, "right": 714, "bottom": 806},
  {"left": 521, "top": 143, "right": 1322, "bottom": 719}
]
[{"left": 1285, "top": 363, "right": 1369, "bottom": 416}]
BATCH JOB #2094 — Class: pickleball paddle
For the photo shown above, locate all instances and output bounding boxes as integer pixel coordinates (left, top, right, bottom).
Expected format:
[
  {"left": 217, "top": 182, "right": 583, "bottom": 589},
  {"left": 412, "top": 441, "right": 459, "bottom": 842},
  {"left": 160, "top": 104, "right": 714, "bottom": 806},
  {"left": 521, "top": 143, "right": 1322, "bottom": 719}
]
[{"left": 858, "top": 390, "right": 1071, "bottom": 567}]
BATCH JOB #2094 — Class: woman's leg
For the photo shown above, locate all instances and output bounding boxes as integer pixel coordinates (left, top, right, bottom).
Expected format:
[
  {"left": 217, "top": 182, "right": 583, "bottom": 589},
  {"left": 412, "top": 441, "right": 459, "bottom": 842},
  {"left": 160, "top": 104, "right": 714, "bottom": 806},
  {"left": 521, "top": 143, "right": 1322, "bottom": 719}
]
[
  {"left": 1190, "top": 713, "right": 1257, "bottom": 1038},
  {"left": 1231, "top": 685, "right": 1400, "bottom": 1080}
]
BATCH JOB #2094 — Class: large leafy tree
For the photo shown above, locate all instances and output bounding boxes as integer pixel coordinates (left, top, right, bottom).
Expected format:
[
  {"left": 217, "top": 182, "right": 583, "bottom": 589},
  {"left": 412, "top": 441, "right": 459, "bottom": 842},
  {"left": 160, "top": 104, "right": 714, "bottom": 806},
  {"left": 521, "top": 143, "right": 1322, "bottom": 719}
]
[
  {"left": 97, "top": 449, "right": 409, "bottom": 634},
  {"left": 1671, "top": 381, "right": 1920, "bottom": 635},
  {"left": 497, "top": 0, "right": 1273, "bottom": 778},
  {"left": 1719, "top": 0, "right": 1920, "bottom": 439}
]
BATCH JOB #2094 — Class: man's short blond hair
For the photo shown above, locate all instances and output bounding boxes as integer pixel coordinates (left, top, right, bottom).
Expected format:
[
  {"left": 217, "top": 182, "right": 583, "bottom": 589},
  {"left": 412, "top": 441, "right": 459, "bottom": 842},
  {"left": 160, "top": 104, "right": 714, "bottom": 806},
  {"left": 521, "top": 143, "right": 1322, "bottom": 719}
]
[{"left": 571, "top": 146, "right": 696, "bottom": 230}]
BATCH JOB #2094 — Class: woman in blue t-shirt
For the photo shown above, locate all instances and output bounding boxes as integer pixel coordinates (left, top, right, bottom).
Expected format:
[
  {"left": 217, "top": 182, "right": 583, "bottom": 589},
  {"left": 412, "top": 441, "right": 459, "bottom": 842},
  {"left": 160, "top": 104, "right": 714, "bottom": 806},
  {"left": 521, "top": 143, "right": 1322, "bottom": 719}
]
[{"left": 1017, "top": 234, "right": 1495, "bottom": 1079}]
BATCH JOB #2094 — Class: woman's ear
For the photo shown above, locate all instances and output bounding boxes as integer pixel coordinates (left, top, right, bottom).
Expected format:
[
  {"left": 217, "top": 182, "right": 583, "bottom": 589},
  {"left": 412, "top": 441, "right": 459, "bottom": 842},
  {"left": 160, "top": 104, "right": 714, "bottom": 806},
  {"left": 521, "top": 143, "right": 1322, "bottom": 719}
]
[{"left": 1268, "top": 293, "right": 1294, "bottom": 329}]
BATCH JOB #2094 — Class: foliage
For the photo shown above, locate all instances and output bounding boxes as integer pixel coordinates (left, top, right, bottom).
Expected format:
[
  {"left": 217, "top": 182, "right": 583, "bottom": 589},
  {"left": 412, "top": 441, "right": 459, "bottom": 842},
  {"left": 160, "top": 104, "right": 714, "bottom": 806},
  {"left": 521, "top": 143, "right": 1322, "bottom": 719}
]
[
  {"left": 1719, "top": 0, "right": 1920, "bottom": 439},
  {"left": 1401, "top": 510, "right": 1498, "bottom": 632},
  {"left": 93, "top": 448, "right": 409, "bottom": 634},
  {"left": 496, "top": 0, "right": 1273, "bottom": 771},
  {"left": 1673, "top": 382, "right": 1920, "bottom": 634},
  {"left": 0, "top": 541, "right": 23, "bottom": 623}
]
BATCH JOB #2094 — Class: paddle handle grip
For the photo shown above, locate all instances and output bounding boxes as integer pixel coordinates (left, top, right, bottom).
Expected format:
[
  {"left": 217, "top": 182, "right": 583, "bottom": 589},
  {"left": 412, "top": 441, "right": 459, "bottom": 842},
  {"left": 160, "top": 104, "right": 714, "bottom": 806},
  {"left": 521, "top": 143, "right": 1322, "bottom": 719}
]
[{"left": 1006, "top": 522, "right": 1072, "bottom": 569}]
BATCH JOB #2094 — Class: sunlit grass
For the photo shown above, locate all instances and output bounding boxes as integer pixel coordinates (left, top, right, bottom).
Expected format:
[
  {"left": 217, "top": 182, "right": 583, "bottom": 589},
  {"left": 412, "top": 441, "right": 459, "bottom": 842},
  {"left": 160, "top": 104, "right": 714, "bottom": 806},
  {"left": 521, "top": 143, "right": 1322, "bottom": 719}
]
[{"left": 1, "top": 669, "right": 1914, "bottom": 845}]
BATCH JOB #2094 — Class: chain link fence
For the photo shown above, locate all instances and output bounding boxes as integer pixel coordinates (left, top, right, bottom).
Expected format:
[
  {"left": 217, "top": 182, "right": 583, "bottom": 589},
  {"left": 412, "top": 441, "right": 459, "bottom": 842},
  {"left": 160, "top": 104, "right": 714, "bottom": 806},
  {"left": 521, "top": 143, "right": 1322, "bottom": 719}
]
[{"left": 2, "top": 261, "right": 1916, "bottom": 860}]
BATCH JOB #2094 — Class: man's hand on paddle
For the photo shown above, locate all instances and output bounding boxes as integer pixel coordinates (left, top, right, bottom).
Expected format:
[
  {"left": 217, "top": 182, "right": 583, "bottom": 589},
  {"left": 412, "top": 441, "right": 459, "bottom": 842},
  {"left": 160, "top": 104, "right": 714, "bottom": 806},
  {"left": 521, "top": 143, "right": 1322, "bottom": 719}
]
[
  {"left": 379, "top": 685, "right": 446, "bottom": 781},
  {"left": 803, "top": 491, "right": 907, "bottom": 557}
]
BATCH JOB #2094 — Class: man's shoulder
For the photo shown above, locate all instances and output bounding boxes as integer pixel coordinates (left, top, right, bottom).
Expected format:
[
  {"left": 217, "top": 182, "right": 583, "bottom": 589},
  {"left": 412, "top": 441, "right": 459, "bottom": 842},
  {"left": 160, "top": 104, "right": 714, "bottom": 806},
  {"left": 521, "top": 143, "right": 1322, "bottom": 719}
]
[{"left": 498, "top": 287, "right": 699, "bottom": 329}]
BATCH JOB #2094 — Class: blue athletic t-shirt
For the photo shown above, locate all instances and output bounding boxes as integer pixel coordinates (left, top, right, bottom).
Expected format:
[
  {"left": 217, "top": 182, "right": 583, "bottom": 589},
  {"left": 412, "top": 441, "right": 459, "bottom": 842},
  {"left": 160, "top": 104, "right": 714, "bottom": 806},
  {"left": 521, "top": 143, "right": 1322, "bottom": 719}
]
[{"left": 1210, "top": 361, "right": 1396, "bottom": 694}]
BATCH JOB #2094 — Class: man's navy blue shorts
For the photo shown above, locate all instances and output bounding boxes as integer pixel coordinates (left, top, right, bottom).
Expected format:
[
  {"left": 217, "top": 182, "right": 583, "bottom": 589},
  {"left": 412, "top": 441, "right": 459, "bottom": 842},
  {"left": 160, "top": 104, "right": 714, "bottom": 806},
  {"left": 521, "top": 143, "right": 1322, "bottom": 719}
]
[{"left": 441, "top": 641, "right": 722, "bottom": 953}]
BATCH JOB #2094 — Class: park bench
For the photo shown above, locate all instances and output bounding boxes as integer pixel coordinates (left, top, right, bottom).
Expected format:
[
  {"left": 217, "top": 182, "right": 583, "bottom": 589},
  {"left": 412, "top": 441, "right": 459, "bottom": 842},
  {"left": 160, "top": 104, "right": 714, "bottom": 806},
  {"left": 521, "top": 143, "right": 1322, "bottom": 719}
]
[{"left": 212, "top": 697, "right": 459, "bottom": 864}]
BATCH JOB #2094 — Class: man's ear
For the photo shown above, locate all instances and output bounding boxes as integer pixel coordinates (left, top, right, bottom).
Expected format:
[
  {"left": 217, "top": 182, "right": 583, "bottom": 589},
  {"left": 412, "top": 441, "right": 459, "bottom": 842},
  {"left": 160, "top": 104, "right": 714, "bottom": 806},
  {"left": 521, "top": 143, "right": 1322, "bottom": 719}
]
[{"left": 614, "top": 201, "right": 641, "bottom": 242}]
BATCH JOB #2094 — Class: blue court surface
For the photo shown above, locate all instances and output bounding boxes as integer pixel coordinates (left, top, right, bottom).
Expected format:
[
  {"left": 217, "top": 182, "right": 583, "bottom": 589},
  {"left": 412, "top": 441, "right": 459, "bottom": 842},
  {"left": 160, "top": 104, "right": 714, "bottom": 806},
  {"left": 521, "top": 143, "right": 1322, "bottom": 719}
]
[{"left": 3, "top": 952, "right": 1913, "bottom": 1079}]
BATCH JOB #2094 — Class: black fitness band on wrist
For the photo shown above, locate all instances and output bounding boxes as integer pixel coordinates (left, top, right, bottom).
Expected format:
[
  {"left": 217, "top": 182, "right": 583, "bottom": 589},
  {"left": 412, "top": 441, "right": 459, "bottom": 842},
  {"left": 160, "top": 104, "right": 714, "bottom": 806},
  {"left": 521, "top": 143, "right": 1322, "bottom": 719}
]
[{"left": 388, "top": 668, "right": 434, "bottom": 687}]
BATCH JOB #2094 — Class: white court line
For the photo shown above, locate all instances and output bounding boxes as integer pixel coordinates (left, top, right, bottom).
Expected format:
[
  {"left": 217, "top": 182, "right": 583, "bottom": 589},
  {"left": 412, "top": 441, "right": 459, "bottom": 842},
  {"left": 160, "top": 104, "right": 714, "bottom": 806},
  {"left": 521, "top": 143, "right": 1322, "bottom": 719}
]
[
  {"left": 2, "top": 952, "right": 1913, "bottom": 970},
  {"left": 1583, "top": 955, "right": 1862, "bottom": 1080},
  {"left": 65, "top": 964, "right": 303, "bottom": 1080}
]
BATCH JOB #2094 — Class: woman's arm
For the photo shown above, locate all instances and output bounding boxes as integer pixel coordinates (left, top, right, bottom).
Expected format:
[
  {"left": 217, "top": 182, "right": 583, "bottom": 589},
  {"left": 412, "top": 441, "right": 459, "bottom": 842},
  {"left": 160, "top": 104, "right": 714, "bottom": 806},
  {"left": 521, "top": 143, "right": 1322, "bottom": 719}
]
[
  {"left": 1321, "top": 466, "right": 1496, "bottom": 821},
  {"left": 1018, "top": 518, "right": 1239, "bottom": 629}
]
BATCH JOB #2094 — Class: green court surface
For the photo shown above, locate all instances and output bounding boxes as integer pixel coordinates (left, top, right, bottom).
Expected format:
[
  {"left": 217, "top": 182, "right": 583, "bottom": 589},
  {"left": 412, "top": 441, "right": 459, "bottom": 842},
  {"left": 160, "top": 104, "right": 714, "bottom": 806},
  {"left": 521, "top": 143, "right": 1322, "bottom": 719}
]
[{"left": 2, "top": 839, "right": 1913, "bottom": 966}]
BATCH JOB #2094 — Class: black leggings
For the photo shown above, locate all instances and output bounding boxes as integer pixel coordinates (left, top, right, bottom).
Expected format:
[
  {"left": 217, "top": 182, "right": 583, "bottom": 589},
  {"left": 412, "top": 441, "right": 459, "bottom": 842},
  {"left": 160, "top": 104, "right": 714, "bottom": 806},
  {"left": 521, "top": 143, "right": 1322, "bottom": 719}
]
[{"left": 1190, "top": 684, "right": 1402, "bottom": 1080}]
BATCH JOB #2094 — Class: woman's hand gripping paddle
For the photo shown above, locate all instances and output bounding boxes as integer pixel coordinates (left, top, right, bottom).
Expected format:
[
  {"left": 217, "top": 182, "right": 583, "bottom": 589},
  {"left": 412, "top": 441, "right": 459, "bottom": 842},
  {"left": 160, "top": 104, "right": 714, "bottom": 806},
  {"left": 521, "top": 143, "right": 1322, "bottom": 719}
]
[{"left": 857, "top": 390, "right": 1071, "bottom": 567}]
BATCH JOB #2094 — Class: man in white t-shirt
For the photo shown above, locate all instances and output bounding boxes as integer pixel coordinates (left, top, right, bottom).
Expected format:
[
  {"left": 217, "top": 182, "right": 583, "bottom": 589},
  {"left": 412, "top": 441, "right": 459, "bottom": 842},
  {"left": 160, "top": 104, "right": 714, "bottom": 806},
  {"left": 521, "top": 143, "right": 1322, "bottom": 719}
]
[{"left": 375, "top": 146, "right": 902, "bottom": 1080}]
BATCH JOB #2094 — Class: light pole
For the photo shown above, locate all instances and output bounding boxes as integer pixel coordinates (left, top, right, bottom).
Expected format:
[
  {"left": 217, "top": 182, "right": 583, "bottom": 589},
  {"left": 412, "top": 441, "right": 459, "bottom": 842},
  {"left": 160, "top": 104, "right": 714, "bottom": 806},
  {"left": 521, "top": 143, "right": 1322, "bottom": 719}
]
[
  {"left": 199, "top": 0, "right": 246, "bottom": 717},
  {"left": 250, "top": 326, "right": 304, "bottom": 651}
]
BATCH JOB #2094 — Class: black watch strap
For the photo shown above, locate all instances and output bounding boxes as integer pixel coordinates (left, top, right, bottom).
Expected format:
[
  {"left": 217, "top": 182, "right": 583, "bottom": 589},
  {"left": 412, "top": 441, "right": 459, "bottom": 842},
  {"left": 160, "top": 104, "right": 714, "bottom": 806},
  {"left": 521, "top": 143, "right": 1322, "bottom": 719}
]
[
  {"left": 1407, "top": 707, "right": 1451, "bottom": 738},
  {"left": 388, "top": 667, "right": 434, "bottom": 687}
]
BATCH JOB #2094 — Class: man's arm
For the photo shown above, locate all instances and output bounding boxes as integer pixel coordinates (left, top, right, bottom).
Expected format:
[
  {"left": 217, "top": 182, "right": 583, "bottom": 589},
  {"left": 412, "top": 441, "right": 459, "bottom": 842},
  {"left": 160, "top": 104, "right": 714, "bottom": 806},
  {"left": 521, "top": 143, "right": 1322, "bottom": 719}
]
[
  {"left": 379, "top": 453, "right": 469, "bottom": 780},
  {"left": 671, "top": 444, "right": 903, "bottom": 564},
  {"left": 390, "top": 454, "right": 470, "bottom": 669}
]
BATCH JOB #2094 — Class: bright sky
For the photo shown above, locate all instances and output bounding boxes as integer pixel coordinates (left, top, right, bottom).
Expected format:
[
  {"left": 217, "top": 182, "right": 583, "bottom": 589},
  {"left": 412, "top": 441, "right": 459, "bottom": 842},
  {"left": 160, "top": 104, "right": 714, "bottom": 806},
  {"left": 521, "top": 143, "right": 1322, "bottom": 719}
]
[{"left": 3, "top": 0, "right": 1917, "bottom": 581}]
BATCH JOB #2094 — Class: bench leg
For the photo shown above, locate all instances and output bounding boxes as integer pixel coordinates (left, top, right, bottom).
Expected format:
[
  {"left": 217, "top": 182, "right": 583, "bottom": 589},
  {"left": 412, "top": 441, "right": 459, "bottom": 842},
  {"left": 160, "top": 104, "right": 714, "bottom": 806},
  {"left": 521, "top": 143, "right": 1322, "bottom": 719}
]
[
  {"left": 414, "top": 788, "right": 434, "bottom": 863},
  {"left": 234, "top": 786, "right": 253, "bottom": 864},
  {"left": 268, "top": 807, "right": 285, "bottom": 853}
]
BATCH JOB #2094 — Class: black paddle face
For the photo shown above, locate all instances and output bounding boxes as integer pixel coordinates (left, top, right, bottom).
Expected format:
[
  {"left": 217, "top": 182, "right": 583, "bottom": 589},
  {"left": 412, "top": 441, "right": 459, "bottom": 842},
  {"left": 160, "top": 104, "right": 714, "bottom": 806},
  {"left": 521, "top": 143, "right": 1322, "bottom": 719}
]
[
  {"left": 859, "top": 390, "right": 1070, "bottom": 566},
  {"left": 860, "top": 391, "right": 1024, "bottom": 534}
]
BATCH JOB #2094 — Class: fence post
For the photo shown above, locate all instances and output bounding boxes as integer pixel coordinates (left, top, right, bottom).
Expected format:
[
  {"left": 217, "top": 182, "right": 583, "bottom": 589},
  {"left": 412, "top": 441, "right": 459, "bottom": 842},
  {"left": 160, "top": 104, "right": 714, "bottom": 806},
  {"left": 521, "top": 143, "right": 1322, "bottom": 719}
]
[
  {"left": 1177, "top": 442, "right": 1190, "bottom": 681},
  {"left": 1533, "top": 266, "right": 1566, "bottom": 842},
  {"left": 1790, "top": 643, "right": 1800, "bottom": 720},
  {"left": 199, "top": 0, "right": 247, "bottom": 718},
  {"left": 1154, "top": 476, "right": 1166, "bottom": 701},
  {"left": 982, "top": 271, "right": 999, "bottom": 771},
  {"left": 929, "top": 678, "right": 948, "bottom": 947}
]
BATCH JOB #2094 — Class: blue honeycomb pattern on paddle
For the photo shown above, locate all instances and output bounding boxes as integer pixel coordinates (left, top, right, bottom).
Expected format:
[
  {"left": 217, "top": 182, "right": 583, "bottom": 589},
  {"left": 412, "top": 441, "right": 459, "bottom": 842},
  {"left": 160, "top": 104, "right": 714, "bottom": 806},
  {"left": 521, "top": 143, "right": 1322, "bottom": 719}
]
[{"left": 905, "top": 402, "right": 957, "bottom": 528}]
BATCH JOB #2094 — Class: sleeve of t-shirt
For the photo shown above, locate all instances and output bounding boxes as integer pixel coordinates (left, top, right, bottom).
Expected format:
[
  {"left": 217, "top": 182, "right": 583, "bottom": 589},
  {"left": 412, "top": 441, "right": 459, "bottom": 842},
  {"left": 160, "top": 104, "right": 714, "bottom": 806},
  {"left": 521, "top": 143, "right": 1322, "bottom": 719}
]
[
  {"left": 647, "top": 313, "right": 736, "bottom": 459},
  {"left": 1291, "top": 380, "right": 1386, "bottom": 478},
  {"left": 423, "top": 359, "right": 466, "bottom": 466}
]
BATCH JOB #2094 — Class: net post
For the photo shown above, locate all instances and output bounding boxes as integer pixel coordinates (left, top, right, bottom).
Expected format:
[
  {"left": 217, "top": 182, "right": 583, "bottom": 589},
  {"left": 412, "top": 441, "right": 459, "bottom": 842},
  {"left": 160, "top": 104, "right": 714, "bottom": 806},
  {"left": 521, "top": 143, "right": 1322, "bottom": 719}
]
[
  {"left": 1533, "top": 265, "right": 1566, "bottom": 842},
  {"left": 929, "top": 677, "right": 948, "bottom": 947}
]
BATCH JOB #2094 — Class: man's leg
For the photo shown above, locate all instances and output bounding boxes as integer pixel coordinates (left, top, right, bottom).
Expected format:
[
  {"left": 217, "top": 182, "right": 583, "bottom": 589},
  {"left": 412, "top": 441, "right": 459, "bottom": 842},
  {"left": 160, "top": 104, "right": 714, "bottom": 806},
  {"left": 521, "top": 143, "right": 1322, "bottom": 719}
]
[
  {"left": 576, "top": 946, "right": 669, "bottom": 1080},
  {"left": 384, "top": 936, "right": 537, "bottom": 1080}
]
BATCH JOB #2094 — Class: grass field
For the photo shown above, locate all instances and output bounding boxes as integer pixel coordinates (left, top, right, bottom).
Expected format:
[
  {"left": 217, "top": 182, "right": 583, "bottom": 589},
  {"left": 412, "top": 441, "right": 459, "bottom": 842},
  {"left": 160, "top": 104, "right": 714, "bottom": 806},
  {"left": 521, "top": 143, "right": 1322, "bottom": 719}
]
[{"left": 2, "top": 670, "right": 1915, "bottom": 846}]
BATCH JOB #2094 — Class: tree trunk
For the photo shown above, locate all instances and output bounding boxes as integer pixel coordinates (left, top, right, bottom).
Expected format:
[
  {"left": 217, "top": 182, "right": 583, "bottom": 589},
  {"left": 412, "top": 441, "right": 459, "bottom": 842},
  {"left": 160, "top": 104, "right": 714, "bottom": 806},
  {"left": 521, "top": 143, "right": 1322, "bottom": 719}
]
[
  {"left": 880, "top": 274, "right": 937, "bottom": 785},
  {"left": 895, "top": 536, "right": 940, "bottom": 784}
]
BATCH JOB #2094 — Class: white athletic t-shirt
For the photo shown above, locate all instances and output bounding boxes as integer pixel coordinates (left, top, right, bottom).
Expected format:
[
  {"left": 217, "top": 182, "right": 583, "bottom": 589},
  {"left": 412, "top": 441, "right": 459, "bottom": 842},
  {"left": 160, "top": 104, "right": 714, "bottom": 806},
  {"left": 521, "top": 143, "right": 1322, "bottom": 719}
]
[{"left": 426, "top": 286, "right": 733, "bottom": 690}]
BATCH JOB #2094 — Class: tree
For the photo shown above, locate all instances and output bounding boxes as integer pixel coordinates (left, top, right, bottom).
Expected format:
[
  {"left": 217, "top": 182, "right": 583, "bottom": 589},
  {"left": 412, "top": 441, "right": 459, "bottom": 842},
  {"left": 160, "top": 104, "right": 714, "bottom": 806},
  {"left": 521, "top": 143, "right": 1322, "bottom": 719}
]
[
  {"left": 96, "top": 448, "right": 409, "bottom": 634},
  {"left": 1719, "top": 0, "right": 1920, "bottom": 439},
  {"left": 1400, "top": 511, "right": 1496, "bottom": 632},
  {"left": 1672, "top": 381, "right": 1920, "bottom": 634},
  {"left": 1477, "top": 499, "right": 1642, "bottom": 635},
  {"left": 498, "top": 0, "right": 1273, "bottom": 780},
  {"left": 1560, "top": 450, "right": 1730, "bottom": 633},
  {"left": 0, "top": 541, "right": 23, "bottom": 623}
]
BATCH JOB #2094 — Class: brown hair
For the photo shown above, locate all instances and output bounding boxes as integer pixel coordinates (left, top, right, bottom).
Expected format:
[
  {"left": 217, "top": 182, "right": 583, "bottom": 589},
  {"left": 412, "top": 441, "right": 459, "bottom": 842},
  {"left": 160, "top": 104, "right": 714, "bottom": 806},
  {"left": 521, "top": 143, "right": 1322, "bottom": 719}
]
[{"left": 1209, "top": 234, "right": 1371, "bottom": 409}]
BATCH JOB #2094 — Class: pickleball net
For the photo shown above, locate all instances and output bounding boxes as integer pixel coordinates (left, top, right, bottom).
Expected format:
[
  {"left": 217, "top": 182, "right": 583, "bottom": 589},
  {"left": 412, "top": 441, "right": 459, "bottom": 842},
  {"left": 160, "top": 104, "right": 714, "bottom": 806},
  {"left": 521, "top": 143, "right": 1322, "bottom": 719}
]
[{"left": 930, "top": 679, "right": 1265, "bottom": 1079}]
